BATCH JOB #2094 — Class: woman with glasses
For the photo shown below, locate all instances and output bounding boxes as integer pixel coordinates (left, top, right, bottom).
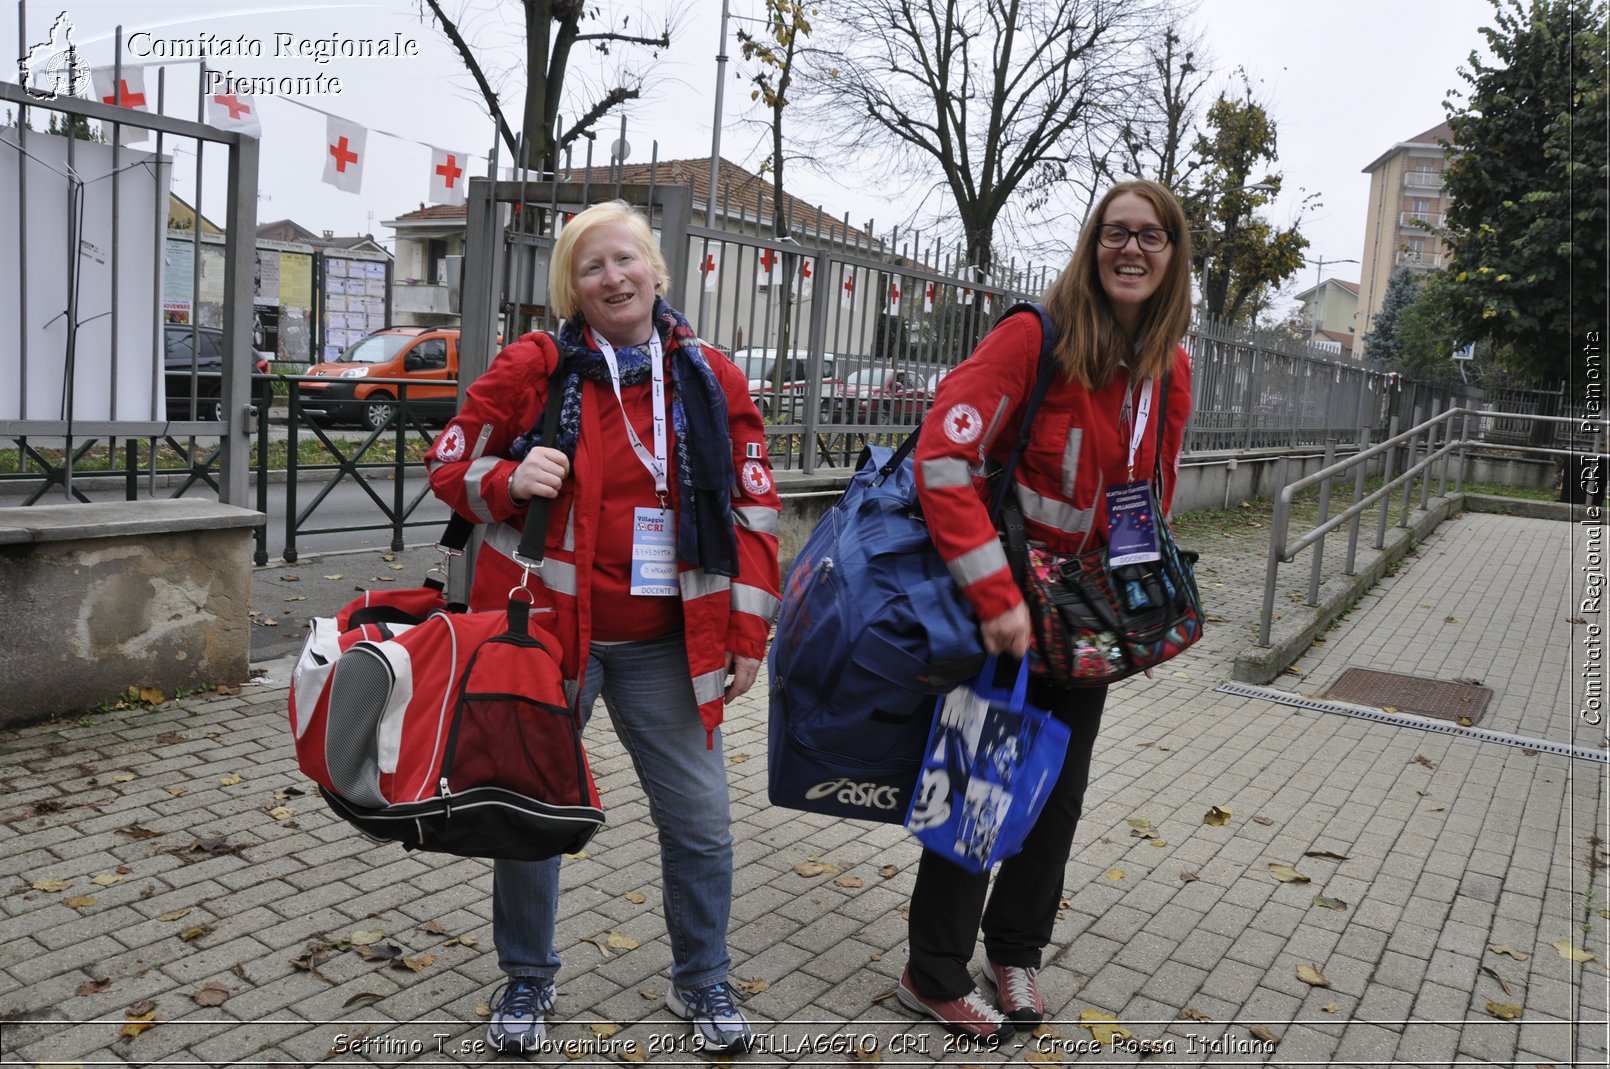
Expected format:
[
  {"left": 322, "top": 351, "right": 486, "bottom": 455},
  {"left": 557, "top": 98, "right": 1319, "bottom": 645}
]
[{"left": 899, "top": 180, "right": 1194, "bottom": 1038}]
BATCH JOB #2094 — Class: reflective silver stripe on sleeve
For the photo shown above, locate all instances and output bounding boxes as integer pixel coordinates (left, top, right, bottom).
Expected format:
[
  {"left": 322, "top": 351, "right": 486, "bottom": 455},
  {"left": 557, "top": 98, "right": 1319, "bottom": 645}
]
[
  {"left": 1061, "top": 427, "right": 1082, "bottom": 498},
  {"left": 483, "top": 521, "right": 578, "bottom": 595},
  {"left": 949, "top": 539, "right": 1010, "bottom": 587},
  {"left": 731, "top": 583, "right": 780, "bottom": 621},
  {"left": 920, "top": 457, "right": 973, "bottom": 489},
  {"left": 468, "top": 423, "right": 493, "bottom": 462},
  {"left": 734, "top": 506, "right": 779, "bottom": 535},
  {"left": 1015, "top": 481, "right": 1094, "bottom": 537},
  {"left": 680, "top": 569, "right": 731, "bottom": 602},
  {"left": 977, "top": 394, "right": 1012, "bottom": 461},
  {"left": 693, "top": 668, "right": 727, "bottom": 705},
  {"left": 464, "top": 456, "right": 502, "bottom": 522}
]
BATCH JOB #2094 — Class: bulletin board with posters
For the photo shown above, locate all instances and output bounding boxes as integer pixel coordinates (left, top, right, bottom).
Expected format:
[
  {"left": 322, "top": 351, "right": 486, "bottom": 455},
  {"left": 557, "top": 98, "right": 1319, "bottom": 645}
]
[
  {"left": 163, "top": 235, "right": 318, "bottom": 364},
  {"left": 320, "top": 256, "right": 391, "bottom": 361}
]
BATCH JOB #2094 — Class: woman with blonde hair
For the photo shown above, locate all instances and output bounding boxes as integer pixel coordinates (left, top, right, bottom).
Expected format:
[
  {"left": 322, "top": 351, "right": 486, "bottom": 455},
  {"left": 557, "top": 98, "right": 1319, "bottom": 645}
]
[
  {"left": 428, "top": 200, "right": 780, "bottom": 1054},
  {"left": 901, "top": 179, "right": 1194, "bottom": 1037}
]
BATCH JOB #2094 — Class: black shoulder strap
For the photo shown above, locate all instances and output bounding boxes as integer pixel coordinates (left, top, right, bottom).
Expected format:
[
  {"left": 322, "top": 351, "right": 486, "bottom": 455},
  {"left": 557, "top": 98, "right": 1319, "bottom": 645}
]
[{"left": 514, "top": 367, "right": 570, "bottom": 564}]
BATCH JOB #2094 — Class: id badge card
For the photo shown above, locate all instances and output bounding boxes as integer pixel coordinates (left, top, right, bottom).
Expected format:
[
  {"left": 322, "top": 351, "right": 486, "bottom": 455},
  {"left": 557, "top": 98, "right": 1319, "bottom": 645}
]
[
  {"left": 1105, "top": 480, "right": 1161, "bottom": 565},
  {"left": 629, "top": 506, "right": 677, "bottom": 596}
]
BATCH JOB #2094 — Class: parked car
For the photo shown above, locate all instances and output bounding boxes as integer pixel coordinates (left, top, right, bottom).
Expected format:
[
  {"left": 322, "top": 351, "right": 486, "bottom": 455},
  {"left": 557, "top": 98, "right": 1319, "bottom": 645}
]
[
  {"left": 163, "top": 324, "right": 269, "bottom": 422},
  {"left": 839, "top": 367, "right": 931, "bottom": 424},
  {"left": 730, "top": 347, "right": 841, "bottom": 422},
  {"left": 298, "top": 327, "right": 460, "bottom": 430}
]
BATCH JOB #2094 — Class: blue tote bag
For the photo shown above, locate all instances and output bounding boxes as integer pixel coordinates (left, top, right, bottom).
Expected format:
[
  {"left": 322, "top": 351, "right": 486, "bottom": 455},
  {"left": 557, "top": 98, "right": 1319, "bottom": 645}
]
[{"left": 904, "top": 657, "right": 1072, "bottom": 873}]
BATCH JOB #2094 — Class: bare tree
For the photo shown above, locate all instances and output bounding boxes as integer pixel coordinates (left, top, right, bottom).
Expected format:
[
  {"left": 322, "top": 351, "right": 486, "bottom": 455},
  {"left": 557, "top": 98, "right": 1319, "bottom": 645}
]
[
  {"left": 419, "top": 0, "right": 675, "bottom": 171},
  {"left": 807, "top": 0, "right": 1156, "bottom": 276},
  {"left": 1119, "top": 24, "right": 1212, "bottom": 189}
]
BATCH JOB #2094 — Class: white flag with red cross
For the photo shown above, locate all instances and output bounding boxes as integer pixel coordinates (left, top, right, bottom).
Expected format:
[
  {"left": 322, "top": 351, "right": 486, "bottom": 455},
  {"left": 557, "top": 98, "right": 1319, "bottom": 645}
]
[
  {"left": 840, "top": 270, "right": 855, "bottom": 309},
  {"left": 91, "top": 67, "right": 149, "bottom": 112},
  {"left": 756, "top": 247, "right": 780, "bottom": 288},
  {"left": 429, "top": 148, "right": 468, "bottom": 206},
  {"left": 206, "top": 89, "right": 261, "bottom": 137},
  {"left": 322, "top": 115, "right": 367, "bottom": 194},
  {"left": 923, "top": 281, "right": 936, "bottom": 315},
  {"left": 794, "top": 257, "right": 815, "bottom": 300},
  {"left": 699, "top": 243, "right": 721, "bottom": 292},
  {"left": 887, "top": 278, "right": 902, "bottom": 316}
]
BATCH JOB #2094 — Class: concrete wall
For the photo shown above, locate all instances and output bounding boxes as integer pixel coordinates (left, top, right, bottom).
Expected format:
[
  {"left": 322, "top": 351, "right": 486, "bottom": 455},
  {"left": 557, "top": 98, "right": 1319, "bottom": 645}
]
[{"left": 0, "top": 501, "right": 262, "bottom": 725}]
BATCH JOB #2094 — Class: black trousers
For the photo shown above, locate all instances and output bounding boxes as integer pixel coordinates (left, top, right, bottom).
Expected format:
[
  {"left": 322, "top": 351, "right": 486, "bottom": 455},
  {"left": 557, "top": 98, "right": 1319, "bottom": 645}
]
[{"left": 906, "top": 679, "right": 1108, "bottom": 998}]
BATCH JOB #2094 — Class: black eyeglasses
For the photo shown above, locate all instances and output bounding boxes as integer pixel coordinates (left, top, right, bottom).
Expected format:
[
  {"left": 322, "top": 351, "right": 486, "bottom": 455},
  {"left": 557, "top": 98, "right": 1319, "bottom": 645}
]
[{"left": 1096, "top": 224, "right": 1174, "bottom": 252}]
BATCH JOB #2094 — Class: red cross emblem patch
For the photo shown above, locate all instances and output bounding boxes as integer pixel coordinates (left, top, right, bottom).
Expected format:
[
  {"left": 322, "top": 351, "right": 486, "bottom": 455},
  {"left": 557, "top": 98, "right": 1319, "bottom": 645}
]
[{"left": 943, "top": 403, "right": 983, "bottom": 445}]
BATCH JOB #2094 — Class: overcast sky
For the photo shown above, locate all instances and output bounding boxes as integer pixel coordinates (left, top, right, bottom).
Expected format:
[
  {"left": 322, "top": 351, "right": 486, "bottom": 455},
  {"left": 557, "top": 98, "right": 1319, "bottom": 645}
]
[{"left": 5, "top": 0, "right": 1499, "bottom": 310}]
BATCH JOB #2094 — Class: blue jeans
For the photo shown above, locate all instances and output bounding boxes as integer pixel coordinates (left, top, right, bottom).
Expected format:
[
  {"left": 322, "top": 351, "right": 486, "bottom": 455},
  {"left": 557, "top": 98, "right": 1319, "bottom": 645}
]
[{"left": 492, "top": 632, "right": 735, "bottom": 990}]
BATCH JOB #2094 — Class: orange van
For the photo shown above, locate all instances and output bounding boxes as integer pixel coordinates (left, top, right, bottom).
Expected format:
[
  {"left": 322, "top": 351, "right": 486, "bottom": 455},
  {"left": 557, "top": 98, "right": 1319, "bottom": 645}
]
[{"left": 298, "top": 327, "right": 460, "bottom": 430}]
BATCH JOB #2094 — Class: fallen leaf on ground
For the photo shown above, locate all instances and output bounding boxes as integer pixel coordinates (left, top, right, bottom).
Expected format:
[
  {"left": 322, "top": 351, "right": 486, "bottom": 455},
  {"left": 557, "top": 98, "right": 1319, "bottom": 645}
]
[
  {"left": 605, "top": 931, "right": 639, "bottom": 951},
  {"left": 268, "top": 806, "right": 294, "bottom": 821},
  {"left": 179, "top": 925, "right": 213, "bottom": 942},
  {"left": 1130, "top": 828, "right": 1157, "bottom": 840},
  {"left": 165, "top": 786, "right": 189, "bottom": 797},
  {"left": 90, "top": 873, "right": 123, "bottom": 887},
  {"left": 563, "top": 850, "right": 588, "bottom": 859},
  {"left": 1457, "top": 716, "right": 1475, "bottom": 727},
  {"left": 1077, "top": 1008, "right": 1131, "bottom": 1045},
  {"left": 117, "top": 824, "right": 159, "bottom": 839},
  {"left": 1150, "top": 839, "right": 1168, "bottom": 848},
  {"left": 732, "top": 976, "right": 770, "bottom": 995},
  {"left": 1296, "top": 964, "right": 1329, "bottom": 987},
  {"left": 1180, "top": 870, "right": 1199, "bottom": 882},
  {"left": 589, "top": 1021, "right": 620, "bottom": 1039},
  {"left": 138, "top": 686, "right": 165, "bottom": 704},
  {"left": 1381, "top": 705, "right": 1399, "bottom": 714},
  {"left": 849, "top": 1037, "right": 884, "bottom": 1063},
  {"left": 350, "top": 929, "right": 385, "bottom": 946},
  {"left": 1444, "top": 616, "right": 1458, "bottom": 624},
  {"left": 1304, "top": 850, "right": 1350, "bottom": 861},
  {"left": 217, "top": 773, "right": 242, "bottom": 786},
  {"left": 419, "top": 919, "right": 448, "bottom": 935},
  {"left": 111, "top": 772, "right": 135, "bottom": 783},
  {"left": 1127, "top": 817, "right": 1152, "bottom": 830},
  {"left": 793, "top": 860, "right": 839, "bottom": 877},
  {"left": 290, "top": 944, "right": 333, "bottom": 981},
  {"left": 120, "top": 1009, "right": 157, "bottom": 1040},
  {"left": 1106, "top": 869, "right": 1127, "bottom": 880},
  {"left": 1479, "top": 964, "right": 1512, "bottom": 996},
  {"left": 1203, "top": 806, "right": 1232, "bottom": 826},
  {"left": 880, "top": 865, "right": 899, "bottom": 878},
  {"left": 1248, "top": 1025, "right": 1281, "bottom": 1046},
  {"left": 342, "top": 992, "right": 384, "bottom": 1008},
  {"left": 1313, "top": 895, "right": 1348, "bottom": 911},
  {"left": 447, "top": 935, "right": 478, "bottom": 947},
  {"left": 1178, "top": 1008, "right": 1211, "bottom": 1022},
  {"left": 1252, "top": 816, "right": 1275, "bottom": 826},
  {"left": 190, "top": 982, "right": 230, "bottom": 1007},
  {"left": 1411, "top": 756, "right": 1434, "bottom": 770},
  {"left": 394, "top": 953, "right": 436, "bottom": 972},
  {"left": 727, "top": 753, "right": 750, "bottom": 765},
  {"left": 1320, "top": 1002, "right": 1339, "bottom": 1013},
  {"left": 356, "top": 942, "right": 403, "bottom": 962},
  {"left": 32, "top": 878, "right": 70, "bottom": 892},
  {"left": 1488, "top": 944, "right": 1530, "bottom": 961},
  {"left": 280, "top": 574, "right": 302, "bottom": 582},
  {"left": 1550, "top": 939, "right": 1597, "bottom": 963},
  {"left": 623, "top": 891, "right": 647, "bottom": 905},
  {"left": 1268, "top": 863, "right": 1311, "bottom": 884},
  {"left": 76, "top": 978, "right": 112, "bottom": 996},
  {"left": 64, "top": 895, "right": 96, "bottom": 909},
  {"left": 1486, "top": 1001, "right": 1523, "bottom": 1019},
  {"left": 320, "top": 574, "right": 341, "bottom": 581},
  {"left": 834, "top": 875, "right": 864, "bottom": 889}
]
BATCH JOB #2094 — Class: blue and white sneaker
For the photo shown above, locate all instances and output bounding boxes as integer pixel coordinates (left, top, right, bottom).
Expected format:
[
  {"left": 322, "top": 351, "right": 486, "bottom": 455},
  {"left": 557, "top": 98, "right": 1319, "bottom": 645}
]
[
  {"left": 667, "top": 980, "right": 755, "bottom": 1052},
  {"left": 486, "top": 978, "right": 556, "bottom": 1055}
]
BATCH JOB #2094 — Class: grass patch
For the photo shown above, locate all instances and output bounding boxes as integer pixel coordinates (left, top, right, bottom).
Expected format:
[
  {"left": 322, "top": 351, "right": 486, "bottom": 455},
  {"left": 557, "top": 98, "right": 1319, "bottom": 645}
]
[{"left": 0, "top": 432, "right": 433, "bottom": 476}]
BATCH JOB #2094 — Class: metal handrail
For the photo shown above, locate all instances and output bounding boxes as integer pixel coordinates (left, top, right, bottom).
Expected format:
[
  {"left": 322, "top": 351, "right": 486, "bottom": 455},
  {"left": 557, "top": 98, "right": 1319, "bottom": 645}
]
[{"left": 1257, "top": 406, "right": 1605, "bottom": 645}]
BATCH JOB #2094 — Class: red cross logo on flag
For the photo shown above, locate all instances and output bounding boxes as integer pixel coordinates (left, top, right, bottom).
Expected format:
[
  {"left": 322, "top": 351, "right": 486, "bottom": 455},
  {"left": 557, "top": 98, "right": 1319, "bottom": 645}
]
[
  {"left": 757, "top": 248, "right": 779, "bottom": 288},
  {"left": 91, "top": 67, "right": 148, "bottom": 110},
  {"left": 322, "top": 114, "right": 367, "bottom": 194},
  {"left": 794, "top": 257, "right": 814, "bottom": 299},
  {"left": 887, "top": 279, "right": 902, "bottom": 317},
  {"left": 700, "top": 243, "right": 721, "bottom": 292},
  {"left": 429, "top": 148, "right": 468, "bottom": 206},
  {"left": 923, "top": 282, "right": 936, "bottom": 315},
  {"left": 206, "top": 91, "right": 261, "bottom": 137},
  {"left": 840, "top": 271, "right": 855, "bottom": 309}
]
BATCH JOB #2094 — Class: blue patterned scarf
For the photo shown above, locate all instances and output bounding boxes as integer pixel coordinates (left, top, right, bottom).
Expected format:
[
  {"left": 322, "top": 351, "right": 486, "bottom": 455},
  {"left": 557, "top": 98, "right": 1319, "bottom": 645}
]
[{"left": 510, "top": 298, "right": 739, "bottom": 578}]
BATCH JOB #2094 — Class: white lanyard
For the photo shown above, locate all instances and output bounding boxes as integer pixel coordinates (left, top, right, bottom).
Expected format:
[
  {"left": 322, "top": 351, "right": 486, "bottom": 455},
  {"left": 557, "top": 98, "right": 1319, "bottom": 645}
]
[
  {"left": 1121, "top": 377, "right": 1154, "bottom": 482},
  {"left": 596, "top": 331, "right": 669, "bottom": 501}
]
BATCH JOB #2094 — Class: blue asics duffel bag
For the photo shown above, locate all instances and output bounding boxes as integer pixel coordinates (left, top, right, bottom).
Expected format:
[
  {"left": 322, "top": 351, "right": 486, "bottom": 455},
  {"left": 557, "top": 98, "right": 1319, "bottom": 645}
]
[{"left": 767, "top": 303, "right": 1059, "bottom": 823}]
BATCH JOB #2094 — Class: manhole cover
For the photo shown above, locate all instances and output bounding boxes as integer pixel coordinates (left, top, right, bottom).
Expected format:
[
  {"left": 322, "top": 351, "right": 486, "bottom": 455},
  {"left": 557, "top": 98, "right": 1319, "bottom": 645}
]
[{"left": 1324, "top": 668, "right": 1493, "bottom": 725}]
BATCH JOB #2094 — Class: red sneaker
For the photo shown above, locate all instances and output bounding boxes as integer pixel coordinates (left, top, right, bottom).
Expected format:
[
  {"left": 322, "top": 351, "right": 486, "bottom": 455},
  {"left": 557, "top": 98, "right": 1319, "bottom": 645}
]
[
  {"left": 897, "top": 967, "right": 1010, "bottom": 1038},
  {"left": 982, "top": 960, "right": 1044, "bottom": 1025}
]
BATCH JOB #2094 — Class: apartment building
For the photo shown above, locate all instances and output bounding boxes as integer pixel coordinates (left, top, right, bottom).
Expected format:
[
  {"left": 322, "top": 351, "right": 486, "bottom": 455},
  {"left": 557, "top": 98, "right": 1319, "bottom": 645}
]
[{"left": 1355, "top": 121, "right": 1454, "bottom": 356}]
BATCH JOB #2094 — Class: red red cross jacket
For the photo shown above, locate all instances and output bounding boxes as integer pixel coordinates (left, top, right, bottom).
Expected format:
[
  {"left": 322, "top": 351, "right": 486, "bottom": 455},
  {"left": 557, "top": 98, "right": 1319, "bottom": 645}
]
[
  {"left": 915, "top": 312, "right": 1192, "bottom": 624},
  {"left": 425, "top": 331, "right": 782, "bottom": 742}
]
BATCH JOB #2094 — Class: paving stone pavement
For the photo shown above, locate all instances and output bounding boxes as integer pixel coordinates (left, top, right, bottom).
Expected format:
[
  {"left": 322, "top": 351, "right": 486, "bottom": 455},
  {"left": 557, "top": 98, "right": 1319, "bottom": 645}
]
[{"left": 0, "top": 497, "right": 1604, "bottom": 1067}]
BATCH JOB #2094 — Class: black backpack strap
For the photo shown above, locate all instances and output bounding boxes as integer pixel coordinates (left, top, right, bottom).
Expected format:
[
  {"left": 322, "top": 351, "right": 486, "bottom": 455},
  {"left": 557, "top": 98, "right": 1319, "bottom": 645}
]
[
  {"left": 988, "top": 302, "right": 1060, "bottom": 521},
  {"left": 514, "top": 366, "right": 570, "bottom": 566}
]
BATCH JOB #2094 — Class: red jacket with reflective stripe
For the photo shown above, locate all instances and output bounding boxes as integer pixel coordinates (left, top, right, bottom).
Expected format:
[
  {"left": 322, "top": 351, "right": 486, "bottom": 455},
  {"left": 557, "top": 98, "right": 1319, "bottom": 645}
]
[
  {"left": 914, "top": 311, "right": 1191, "bottom": 623},
  {"left": 425, "top": 331, "right": 782, "bottom": 739}
]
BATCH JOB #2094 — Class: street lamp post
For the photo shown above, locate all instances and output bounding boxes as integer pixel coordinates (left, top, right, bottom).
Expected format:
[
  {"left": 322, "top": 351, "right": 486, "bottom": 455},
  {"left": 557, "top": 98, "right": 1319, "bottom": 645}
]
[{"left": 1305, "top": 255, "right": 1359, "bottom": 344}]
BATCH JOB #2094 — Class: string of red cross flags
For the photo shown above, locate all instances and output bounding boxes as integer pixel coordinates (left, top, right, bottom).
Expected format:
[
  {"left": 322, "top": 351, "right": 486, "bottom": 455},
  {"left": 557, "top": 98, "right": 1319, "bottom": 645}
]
[
  {"left": 91, "top": 64, "right": 999, "bottom": 317},
  {"left": 88, "top": 64, "right": 479, "bottom": 207}
]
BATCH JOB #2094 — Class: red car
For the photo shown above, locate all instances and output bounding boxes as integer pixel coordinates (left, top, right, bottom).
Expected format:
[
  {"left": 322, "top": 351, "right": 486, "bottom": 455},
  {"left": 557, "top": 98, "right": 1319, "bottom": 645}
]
[{"left": 838, "top": 367, "right": 930, "bottom": 424}]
